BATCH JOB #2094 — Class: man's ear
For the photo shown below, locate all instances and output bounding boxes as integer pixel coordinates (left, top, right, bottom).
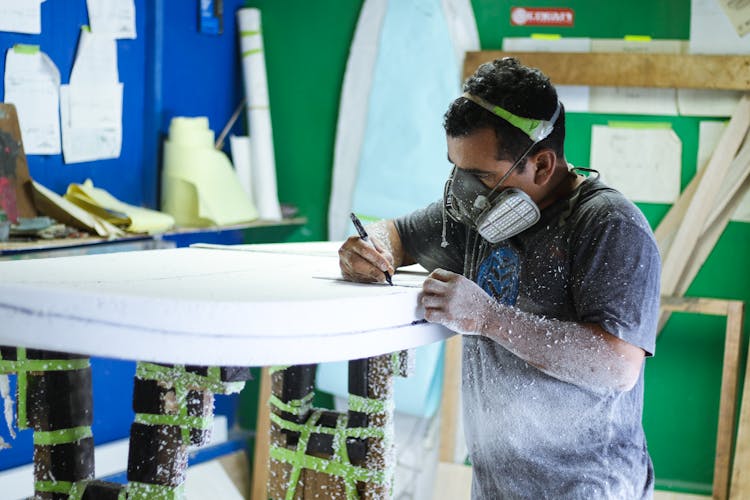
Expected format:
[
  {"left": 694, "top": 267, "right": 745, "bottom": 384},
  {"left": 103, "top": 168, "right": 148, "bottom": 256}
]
[{"left": 532, "top": 150, "right": 557, "bottom": 185}]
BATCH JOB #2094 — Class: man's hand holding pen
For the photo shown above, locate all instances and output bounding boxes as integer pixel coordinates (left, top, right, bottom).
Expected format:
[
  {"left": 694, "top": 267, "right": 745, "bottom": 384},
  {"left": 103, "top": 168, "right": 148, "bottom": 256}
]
[{"left": 339, "top": 234, "right": 396, "bottom": 284}]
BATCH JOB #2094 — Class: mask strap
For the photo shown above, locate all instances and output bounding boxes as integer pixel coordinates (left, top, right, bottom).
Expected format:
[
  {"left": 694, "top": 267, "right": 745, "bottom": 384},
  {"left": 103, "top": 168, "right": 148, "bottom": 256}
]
[{"left": 481, "top": 139, "right": 538, "bottom": 204}]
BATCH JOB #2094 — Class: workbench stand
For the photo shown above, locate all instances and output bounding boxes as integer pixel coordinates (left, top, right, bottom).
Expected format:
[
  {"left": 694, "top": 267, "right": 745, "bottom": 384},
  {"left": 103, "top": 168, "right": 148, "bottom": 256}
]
[
  {"left": 263, "top": 351, "right": 410, "bottom": 499},
  {"left": 0, "top": 348, "right": 252, "bottom": 500}
]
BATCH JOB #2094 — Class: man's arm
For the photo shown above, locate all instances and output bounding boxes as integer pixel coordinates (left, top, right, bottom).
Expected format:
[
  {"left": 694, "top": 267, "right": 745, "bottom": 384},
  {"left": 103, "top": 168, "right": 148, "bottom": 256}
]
[
  {"left": 420, "top": 268, "right": 645, "bottom": 393},
  {"left": 339, "top": 220, "right": 416, "bottom": 283}
]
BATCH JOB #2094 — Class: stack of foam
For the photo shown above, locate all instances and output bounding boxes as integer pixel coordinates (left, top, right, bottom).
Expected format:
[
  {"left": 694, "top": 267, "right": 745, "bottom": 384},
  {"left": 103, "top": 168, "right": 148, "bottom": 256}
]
[
  {"left": 655, "top": 94, "right": 750, "bottom": 332},
  {"left": 161, "top": 117, "right": 258, "bottom": 227}
]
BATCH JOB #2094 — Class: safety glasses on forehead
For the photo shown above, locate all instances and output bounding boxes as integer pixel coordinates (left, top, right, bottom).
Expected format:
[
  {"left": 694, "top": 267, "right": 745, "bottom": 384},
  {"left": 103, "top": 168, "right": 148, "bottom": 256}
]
[
  {"left": 462, "top": 93, "right": 561, "bottom": 143},
  {"left": 442, "top": 94, "right": 561, "bottom": 244}
]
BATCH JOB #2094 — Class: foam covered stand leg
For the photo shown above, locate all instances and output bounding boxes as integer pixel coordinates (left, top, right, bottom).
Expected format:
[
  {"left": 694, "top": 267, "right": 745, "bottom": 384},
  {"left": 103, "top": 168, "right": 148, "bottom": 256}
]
[
  {"left": 3, "top": 348, "right": 95, "bottom": 500},
  {"left": 126, "top": 362, "right": 250, "bottom": 498}
]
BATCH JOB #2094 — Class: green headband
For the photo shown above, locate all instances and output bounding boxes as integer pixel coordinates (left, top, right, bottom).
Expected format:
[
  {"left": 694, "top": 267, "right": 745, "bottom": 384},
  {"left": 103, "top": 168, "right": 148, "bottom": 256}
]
[{"left": 462, "top": 93, "right": 560, "bottom": 143}]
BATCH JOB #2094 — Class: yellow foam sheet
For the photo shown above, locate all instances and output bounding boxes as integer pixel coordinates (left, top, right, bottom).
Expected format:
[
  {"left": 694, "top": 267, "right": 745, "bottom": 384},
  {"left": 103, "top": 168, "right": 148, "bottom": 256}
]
[
  {"left": 162, "top": 141, "right": 258, "bottom": 226},
  {"left": 65, "top": 179, "right": 175, "bottom": 234}
]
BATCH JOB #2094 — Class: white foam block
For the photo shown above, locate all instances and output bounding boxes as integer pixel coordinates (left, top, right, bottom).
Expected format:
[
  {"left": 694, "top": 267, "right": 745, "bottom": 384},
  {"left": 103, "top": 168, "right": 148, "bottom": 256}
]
[{"left": 0, "top": 243, "right": 452, "bottom": 366}]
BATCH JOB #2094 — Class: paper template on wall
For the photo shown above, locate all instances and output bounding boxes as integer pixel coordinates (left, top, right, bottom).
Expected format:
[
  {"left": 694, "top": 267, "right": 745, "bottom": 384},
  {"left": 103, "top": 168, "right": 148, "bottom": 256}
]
[
  {"left": 697, "top": 120, "right": 750, "bottom": 222},
  {"left": 589, "top": 39, "right": 680, "bottom": 116},
  {"left": 502, "top": 37, "right": 591, "bottom": 112},
  {"left": 161, "top": 117, "right": 258, "bottom": 227},
  {"left": 590, "top": 124, "right": 681, "bottom": 204},
  {"left": 86, "top": 0, "right": 136, "bottom": 39},
  {"left": 717, "top": 0, "right": 750, "bottom": 37},
  {"left": 0, "top": 0, "right": 44, "bottom": 34},
  {"left": 59, "top": 86, "right": 121, "bottom": 164},
  {"left": 3, "top": 45, "right": 61, "bottom": 154},
  {"left": 677, "top": 89, "right": 743, "bottom": 117},
  {"left": 690, "top": 0, "right": 750, "bottom": 54},
  {"left": 60, "top": 29, "right": 123, "bottom": 163},
  {"left": 237, "top": 8, "right": 282, "bottom": 220}
]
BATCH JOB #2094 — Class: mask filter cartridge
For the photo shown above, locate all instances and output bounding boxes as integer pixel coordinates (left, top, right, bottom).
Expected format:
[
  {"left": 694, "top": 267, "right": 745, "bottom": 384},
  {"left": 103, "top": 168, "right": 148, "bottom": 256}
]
[{"left": 475, "top": 188, "right": 540, "bottom": 243}]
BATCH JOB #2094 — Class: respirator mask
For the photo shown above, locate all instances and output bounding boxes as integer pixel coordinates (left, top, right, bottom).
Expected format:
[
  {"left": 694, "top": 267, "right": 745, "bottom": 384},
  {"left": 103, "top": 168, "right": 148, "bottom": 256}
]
[{"left": 442, "top": 93, "right": 561, "bottom": 244}]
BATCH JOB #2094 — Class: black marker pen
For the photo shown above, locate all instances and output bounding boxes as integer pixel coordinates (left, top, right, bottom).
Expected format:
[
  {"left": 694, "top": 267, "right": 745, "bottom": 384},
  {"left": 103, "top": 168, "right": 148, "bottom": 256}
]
[{"left": 349, "top": 212, "right": 393, "bottom": 286}]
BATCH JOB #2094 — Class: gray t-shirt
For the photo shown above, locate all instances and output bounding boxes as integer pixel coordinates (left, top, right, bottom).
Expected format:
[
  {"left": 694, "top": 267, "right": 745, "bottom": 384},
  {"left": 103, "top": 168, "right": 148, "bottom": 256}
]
[{"left": 395, "top": 176, "right": 660, "bottom": 499}]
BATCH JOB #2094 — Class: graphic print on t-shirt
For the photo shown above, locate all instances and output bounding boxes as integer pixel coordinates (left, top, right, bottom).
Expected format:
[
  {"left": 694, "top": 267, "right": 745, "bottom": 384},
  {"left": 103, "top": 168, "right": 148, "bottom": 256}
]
[{"left": 476, "top": 245, "right": 520, "bottom": 306}]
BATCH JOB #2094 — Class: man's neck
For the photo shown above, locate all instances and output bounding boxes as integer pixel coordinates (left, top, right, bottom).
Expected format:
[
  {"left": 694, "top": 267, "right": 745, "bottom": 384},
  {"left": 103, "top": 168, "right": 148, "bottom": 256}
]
[{"left": 537, "top": 162, "right": 581, "bottom": 210}]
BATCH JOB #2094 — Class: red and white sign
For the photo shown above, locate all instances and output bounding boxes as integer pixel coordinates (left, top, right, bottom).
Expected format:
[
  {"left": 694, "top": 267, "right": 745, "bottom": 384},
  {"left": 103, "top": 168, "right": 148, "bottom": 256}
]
[{"left": 510, "top": 7, "right": 574, "bottom": 27}]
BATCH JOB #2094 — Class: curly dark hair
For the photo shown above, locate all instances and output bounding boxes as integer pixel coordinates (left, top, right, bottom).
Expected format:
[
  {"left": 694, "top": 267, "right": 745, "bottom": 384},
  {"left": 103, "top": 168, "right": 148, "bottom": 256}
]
[{"left": 443, "top": 57, "right": 565, "bottom": 165}]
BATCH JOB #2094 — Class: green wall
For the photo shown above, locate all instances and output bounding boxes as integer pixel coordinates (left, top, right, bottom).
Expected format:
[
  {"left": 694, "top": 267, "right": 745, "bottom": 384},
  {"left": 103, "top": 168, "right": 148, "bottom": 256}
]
[
  {"left": 240, "top": 0, "right": 364, "bottom": 244},
  {"left": 238, "top": 1, "right": 749, "bottom": 494}
]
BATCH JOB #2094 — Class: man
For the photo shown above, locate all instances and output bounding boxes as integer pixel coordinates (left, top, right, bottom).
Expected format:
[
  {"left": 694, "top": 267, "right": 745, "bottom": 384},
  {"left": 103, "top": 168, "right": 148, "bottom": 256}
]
[{"left": 338, "top": 57, "right": 660, "bottom": 498}]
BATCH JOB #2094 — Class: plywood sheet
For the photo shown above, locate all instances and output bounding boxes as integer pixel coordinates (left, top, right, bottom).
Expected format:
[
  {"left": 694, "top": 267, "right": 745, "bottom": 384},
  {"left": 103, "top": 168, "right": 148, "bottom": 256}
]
[{"left": 0, "top": 243, "right": 452, "bottom": 365}]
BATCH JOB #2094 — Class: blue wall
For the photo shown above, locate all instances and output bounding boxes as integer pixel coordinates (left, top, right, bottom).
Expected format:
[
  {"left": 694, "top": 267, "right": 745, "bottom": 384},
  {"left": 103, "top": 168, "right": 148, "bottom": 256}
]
[
  {"left": 0, "top": 0, "right": 247, "bottom": 208},
  {"left": 0, "top": 0, "right": 148, "bottom": 205},
  {"left": 0, "top": 0, "right": 248, "bottom": 471}
]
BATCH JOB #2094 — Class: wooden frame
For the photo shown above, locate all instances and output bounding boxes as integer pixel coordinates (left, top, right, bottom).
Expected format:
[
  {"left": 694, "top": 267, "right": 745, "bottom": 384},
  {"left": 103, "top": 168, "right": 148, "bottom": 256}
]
[
  {"left": 437, "top": 297, "right": 745, "bottom": 500},
  {"left": 463, "top": 51, "right": 750, "bottom": 90},
  {"left": 438, "top": 336, "right": 462, "bottom": 463},
  {"left": 659, "top": 297, "right": 745, "bottom": 500},
  {"left": 252, "top": 367, "right": 273, "bottom": 500},
  {"left": 731, "top": 329, "right": 750, "bottom": 500}
]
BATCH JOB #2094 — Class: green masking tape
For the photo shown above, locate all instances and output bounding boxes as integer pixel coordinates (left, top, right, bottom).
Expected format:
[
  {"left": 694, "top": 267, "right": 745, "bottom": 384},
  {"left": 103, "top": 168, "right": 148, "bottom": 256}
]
[
  {"left": 34, "top": 425, "right": 92, "bottom": 446},
  {"left": 269, "top": 365, "right": 289, "bottom": 374},
  {"left": 136, "top": 362, "right": 243, "bottom": 395},
  {"left": 607, "top": 121, "right": 673, "bottom": 130},
  {"left": 135, "top": 363, "right": 220, "bottom": 446},
  {"left": 176, "top": 381, "right": 191, "bottom": 445},
  {"left": 268, "top": 396, "right": 396, "bottom": 498},
  {"left": 13, "top": 44, "right": 39, "bottom": 54},
  {"left": 624, "top": 35, "right": 651, "bottom": 42},
  {"left": 333, "top": 411, "right": 359, "bottom": 499},
  {"left": 0, "top": 358, "right": 90, "bottom": 373},
  {"left": 270, "top": 446, "right": 387, "bottom": 486},
  {"left": 269, "top": 411, "right": 385, "bottom": 440},
  {"left": 268, "top": 409, "right": 322, "bottom": 500},
  {"left": 348, "top": 394, "right": 391, "bottom": 415},
  {"left": 240, "top": 30, "right": 261, "bottom": 36},
  {"left": 35, "top": 480, "right": 74, "bottom": 494},
  {"left": 4, "top": 350, "right": 89, "bottom": 430},
  {"left": 268, "top": 392, "right": 314, "bottom": 415},
  {"left": 67, "top": 480, "right": 91, "bottom": 500},
  {"left": 134, "top": 412, "right": 211, "bottom": 429},
  {"left": 17, "top": 348, "right": 27, "bottom": 430},
  {"left": 242, "top": 48, "right": 262, "bottom": 58},
  {"left": 128, "top": 481, "right": 185, "bottom": 500}
]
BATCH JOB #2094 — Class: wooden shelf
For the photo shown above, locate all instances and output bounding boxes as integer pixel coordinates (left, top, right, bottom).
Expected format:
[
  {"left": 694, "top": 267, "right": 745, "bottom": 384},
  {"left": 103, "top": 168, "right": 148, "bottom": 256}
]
[
  {"left": 464, "top": 51, "right": 750, "bottom": 90},
  {"left": 164, "top": 217, "right": 307, "bottom": 235},
  {"left": 0, "top": 217, "right": 307, "bottom": 257}
]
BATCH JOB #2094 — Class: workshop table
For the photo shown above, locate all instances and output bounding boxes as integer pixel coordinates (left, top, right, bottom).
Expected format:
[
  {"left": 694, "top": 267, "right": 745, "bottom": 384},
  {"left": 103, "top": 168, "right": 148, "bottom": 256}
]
[{"left": 0, "top": 241, "right": 451, "bottom": 499}]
